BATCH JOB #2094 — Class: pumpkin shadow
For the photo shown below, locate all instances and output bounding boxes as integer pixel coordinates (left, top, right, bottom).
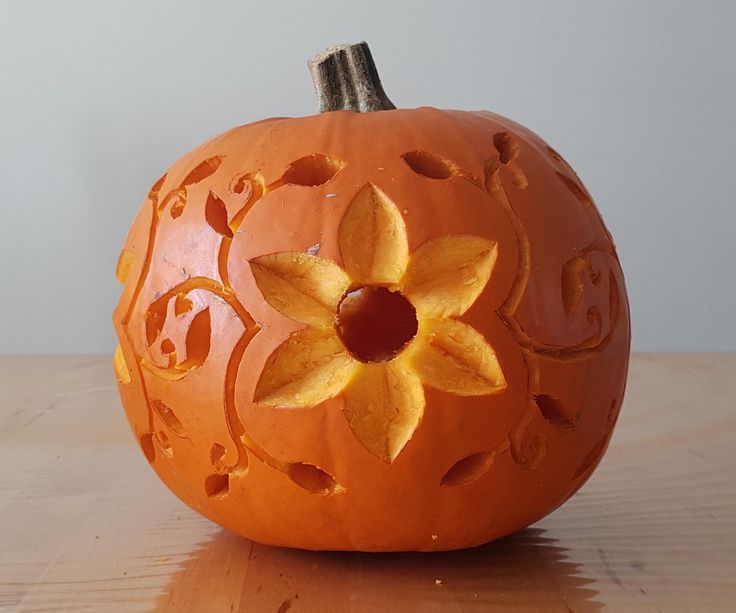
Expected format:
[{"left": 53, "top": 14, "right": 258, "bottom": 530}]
[{"left": 151, "top": 526, "right": 602, "bottom": 612}]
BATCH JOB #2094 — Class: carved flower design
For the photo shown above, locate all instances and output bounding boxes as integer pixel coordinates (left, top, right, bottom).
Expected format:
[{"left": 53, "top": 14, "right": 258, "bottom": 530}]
[{"left": 249, "top": 183, "right": 506, "bottom": 462}]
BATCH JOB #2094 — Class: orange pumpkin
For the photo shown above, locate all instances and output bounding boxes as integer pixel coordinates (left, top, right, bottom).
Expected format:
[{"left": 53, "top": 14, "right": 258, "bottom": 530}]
[{"left": 113, "top": 43, "right": 630, "bottom": 551}]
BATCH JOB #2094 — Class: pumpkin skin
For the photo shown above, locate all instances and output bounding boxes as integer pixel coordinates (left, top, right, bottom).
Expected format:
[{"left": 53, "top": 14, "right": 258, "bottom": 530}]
[{"left": 113, "top": 106, "right": 630, "bottom": 552}]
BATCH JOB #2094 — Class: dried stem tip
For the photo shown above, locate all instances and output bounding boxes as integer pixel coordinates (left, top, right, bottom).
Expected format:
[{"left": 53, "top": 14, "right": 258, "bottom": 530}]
[{"left": 308, "top": 42, "right": 396, "bottom": 113}]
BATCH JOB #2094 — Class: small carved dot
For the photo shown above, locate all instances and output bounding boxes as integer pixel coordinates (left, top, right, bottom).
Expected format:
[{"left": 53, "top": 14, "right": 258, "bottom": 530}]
[{"left": 160, "top": 338, "right": 175, "bottom": 355}]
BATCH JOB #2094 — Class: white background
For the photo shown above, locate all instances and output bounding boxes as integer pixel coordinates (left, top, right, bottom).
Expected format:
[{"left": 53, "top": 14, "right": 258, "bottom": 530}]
[{"left": 1, "top": 0, "right": 734, "bottom": 354}]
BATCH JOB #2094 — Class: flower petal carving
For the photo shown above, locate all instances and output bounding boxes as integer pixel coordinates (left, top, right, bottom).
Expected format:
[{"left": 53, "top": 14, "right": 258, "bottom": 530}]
[
  {"left": 250, "top": 252, "right": 351, "bottom": 329},
  {"left": 253, "top": 328, "right": 358, "bottom": 408},
  {"left": 410, "top": 318, "right": 506, "bottom": 395},
  {"left": 402, "top": 235, "right": 498, "bottom": 318},
  {"left": 338, "top": 183, "right": 408, "bottom": 285},
  {"left": 342, "top": 360, "right": 425, "bottom": 462}
]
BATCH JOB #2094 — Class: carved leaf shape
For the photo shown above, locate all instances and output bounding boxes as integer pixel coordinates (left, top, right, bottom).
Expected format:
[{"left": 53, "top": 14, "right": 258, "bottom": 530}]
[
  {"left": 155, "top": 430, "right": 174, "bottom": 459},
  {"left": 113, "top": 344, "right": 131, "bottom": 384},
  {"left": 115, "top": 249, "right": 135, "bottom": 284},
  {"left": 410, "top": 318, "right": 506, "bottom": 395},
  {"left": 150, "top": 399, "right": 188, "bottom": 438},
  {"left": 180, "top": 156, "right": 224, "bottom": 188},
  {"left": 287, "top": 462, "right": 344, "bottom": 495},
  {"left": 253, "top": 328, "right": 357, "bottom": 408},
  {"left": 493, "top": 132, "right": 520, "bottom": 164},
  {"left": 205, "top": 192, "right": 233, "bottom": 238},
  {"left": 250, "top": 253, "right": 350, "bottom": 329},
  {"left": 556, "top": 171, "right": 592, "bottom": 207},
  {"left": 561, "top": 255, "right": 587, "bottom": 316},
  {"left": 441, "top": 451, "right": 495, "bottom": 486},
  {"left": 534, "top": 394, "right": 579, "bottom": 427},
  {"left": 342, "top": 360, "right": 425, "bottom": 462},
  {"left": 139, "top": 433, "right": 156, "bottom": 463},
  {"left": 402, "top": 235, "right": 498, "bottom": 318},
  {"left": 338, "top": 183, "right": 408, "bottom": 285},
  {"left": 179, "top": 307, "right": 211, "bottom": 369},
  {"left": 281, "top": 154, "right": 345, "bottom": 186},
  {"left": 402, "top": 151, "right": 460, "bottom": 180}
]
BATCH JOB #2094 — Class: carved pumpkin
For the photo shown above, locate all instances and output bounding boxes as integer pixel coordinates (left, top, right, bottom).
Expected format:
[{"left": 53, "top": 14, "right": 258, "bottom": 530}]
[{"left": 113, "top": 43, "right": 630, "bottom": 551}]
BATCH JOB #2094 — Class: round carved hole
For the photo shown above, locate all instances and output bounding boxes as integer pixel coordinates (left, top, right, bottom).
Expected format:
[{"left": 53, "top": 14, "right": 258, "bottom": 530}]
[{"left": 336, "top": 286, "right": 418, "bottom": 363}]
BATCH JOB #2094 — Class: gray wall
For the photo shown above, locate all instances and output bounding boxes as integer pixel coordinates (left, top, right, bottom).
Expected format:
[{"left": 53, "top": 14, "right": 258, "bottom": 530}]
[{"left": 1, "top": 0, "right": 734, "bottom": 354}]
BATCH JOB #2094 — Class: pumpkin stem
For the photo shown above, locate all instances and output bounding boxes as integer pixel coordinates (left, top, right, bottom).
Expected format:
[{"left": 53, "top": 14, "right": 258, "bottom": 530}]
[{"left": 308, "top": 42, "right": 396, "bottom": 113}]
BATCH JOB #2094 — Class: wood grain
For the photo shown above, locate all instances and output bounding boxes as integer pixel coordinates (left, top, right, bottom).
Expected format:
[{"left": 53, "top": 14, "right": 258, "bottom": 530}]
[{"left": 1, "top": 354, "right": 734, "bottom": 612}]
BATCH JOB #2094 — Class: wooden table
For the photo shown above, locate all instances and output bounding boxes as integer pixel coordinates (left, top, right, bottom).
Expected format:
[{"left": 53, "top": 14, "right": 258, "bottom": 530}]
[{"left": 1, "top": 354, "right": 734, "bottom": 612}]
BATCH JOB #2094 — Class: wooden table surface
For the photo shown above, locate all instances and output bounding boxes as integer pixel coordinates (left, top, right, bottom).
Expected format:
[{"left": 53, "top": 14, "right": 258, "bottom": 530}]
[{"left": 1, "top": 354, "right": 734, "bottom": 612}]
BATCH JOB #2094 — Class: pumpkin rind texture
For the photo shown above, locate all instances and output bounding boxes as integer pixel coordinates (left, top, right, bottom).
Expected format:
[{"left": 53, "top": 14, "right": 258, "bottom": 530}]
[{"left": 113, "top": 107, "right": 630, "bottom": 551}]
